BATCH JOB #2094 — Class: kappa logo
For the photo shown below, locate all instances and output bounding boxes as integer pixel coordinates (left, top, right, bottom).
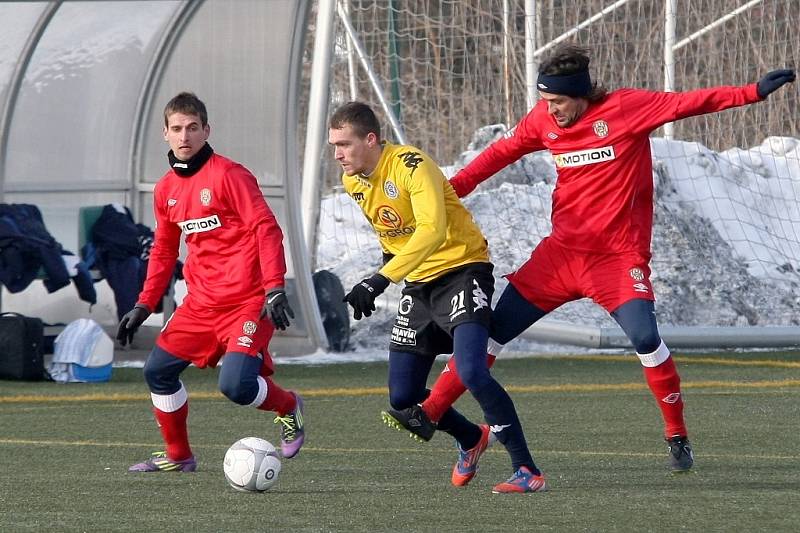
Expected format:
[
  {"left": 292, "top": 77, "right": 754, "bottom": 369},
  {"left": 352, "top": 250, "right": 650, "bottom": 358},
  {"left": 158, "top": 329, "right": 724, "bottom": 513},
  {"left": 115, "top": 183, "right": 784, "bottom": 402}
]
[
  {"left": 472, "top": 279, "right": 488, "bottom": 311},
  {"left": 398, "top": 151, "right": 423, "bottom": 175},
  {"left": 177, "top": 214, "right": 222, "bottom": 234},
  {"left": 200, "top": 188, "right": 212, "bottom": 206},
  {"left": 662, "top": 392, "right": 681, "bottom": 404},
  {"left": 553, "top": 146, "right": 616, "bottom": 168}
]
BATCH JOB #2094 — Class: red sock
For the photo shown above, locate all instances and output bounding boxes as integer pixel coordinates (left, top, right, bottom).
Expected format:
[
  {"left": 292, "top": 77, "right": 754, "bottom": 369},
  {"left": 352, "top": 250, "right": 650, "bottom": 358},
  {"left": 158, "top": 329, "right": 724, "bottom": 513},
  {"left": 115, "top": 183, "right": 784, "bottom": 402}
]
[
  {"left": 257, "top": 377, "right": 296, "bottom": 416},
  {"left": 153, "top": 403, "right": 192, "bottom": 461},
  {"left": 642, "top": 356, "right": 687, "bottom": 438},
  {"left": 422, "top": 353, "right": 496, "bottom": 423}
]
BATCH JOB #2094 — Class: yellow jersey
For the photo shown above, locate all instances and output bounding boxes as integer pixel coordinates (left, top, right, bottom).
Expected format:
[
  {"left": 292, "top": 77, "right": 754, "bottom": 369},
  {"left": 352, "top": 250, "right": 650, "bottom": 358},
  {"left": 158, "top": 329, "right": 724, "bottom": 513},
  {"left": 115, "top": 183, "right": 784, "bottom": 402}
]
[{"left": 342, "top": 142, "right": 489, "bottom": 283}]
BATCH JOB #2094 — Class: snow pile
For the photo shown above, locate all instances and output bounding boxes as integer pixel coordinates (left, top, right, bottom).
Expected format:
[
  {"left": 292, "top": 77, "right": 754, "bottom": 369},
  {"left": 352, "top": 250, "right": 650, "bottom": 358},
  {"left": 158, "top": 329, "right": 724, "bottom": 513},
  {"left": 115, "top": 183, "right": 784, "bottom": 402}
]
[{"left": 317, "top": 126, "right": 800, "bottom": 352}]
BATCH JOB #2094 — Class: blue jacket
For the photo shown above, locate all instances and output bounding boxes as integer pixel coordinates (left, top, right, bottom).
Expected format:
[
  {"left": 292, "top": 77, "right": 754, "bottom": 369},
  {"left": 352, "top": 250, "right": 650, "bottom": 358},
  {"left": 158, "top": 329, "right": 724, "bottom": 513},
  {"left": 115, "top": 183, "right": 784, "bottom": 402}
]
[
  {"left": 83, "top": 204, "right": 181, "bottom": 320},
  {"left": 0, "top": 204, "right": 95, "bottom": 304}
]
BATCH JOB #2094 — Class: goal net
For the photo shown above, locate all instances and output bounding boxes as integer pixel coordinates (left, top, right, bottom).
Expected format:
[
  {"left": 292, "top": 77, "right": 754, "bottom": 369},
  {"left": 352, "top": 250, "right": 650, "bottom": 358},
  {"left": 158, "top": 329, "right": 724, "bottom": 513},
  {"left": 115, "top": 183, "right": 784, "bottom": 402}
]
[{"left": 309, "top": 0, "right": 799, "bottom": 350}]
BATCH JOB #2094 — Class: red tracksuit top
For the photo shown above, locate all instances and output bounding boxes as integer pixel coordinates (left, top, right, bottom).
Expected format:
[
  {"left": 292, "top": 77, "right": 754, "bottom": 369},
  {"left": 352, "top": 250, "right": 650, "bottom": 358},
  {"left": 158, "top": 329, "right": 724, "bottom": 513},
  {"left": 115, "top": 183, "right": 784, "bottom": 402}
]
[
  {"left": 451, "top": 84, "right": 762, "bottom": 256},
  {"left": 137, "top": 152, "right": 287, "bottom": 310}
]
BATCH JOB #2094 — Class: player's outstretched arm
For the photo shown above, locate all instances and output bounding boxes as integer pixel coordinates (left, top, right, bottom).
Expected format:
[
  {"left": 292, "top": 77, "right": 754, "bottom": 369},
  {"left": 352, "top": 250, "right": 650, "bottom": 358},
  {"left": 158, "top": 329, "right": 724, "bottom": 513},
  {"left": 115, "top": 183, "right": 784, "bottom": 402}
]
[{"left": 756, "top": 69, "right": 796, "bottom": 99}]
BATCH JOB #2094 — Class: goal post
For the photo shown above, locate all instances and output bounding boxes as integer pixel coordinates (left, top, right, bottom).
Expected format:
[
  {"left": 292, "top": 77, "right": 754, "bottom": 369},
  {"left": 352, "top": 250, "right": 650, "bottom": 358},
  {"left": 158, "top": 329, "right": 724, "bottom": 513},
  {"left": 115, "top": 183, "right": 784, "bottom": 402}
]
[{"left": 307, "top": 0, "right": 800, "bottom": 349}]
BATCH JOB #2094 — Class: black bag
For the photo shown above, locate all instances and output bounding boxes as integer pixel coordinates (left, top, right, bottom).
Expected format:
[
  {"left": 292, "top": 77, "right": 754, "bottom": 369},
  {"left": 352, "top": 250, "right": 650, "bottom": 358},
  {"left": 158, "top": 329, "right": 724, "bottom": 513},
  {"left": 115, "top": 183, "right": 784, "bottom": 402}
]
[
  {"left": 0, "top": 312, "right": 45, "bottom": 381},
  {"left": 312, "top": 270, "right": 350, "bottom": 352}
]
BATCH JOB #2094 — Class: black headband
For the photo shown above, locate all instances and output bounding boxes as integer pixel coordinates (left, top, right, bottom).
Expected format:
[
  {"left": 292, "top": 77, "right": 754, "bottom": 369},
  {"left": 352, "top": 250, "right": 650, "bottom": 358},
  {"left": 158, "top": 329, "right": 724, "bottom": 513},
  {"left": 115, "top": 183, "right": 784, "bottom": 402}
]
[{"left": 536, "top": 69, "right": 592, "bottom": 97}]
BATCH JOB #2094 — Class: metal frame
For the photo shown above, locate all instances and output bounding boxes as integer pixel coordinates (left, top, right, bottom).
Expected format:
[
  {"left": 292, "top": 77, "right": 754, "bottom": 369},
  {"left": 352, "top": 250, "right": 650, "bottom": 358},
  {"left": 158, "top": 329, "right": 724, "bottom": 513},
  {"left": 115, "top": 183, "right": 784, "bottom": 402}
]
[
  {"left": 0, "top": 1, "right": 61, "bottom": 202},
  {"left": 128, "top": 0, "right": 204, "bottom": 222},
  {"left": 336, "top": 1, "right": 406, "bottom": 144},
  {"left": 516, "top": 0, "right": 799, "bottom": 348},
  {"left": 285, "top": 0, "right": 329, "bottom": 350},
  {"left": 301, "top": 0, "right": 407, "bottom": 256},
  {"left": 522, "top": 321, "right": 800, "bottom": 349},
  {"left": 662, "top": 0, "right": 764, "bottom": 138},
  {"left": 301, "top": 0, "right": 336, "bottom": 261}
]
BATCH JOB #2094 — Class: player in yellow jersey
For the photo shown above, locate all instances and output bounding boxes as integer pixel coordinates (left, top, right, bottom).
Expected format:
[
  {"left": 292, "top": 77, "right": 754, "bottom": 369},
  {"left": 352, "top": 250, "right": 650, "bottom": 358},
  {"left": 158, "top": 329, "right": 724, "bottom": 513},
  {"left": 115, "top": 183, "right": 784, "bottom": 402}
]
[{"left": 328, "top": 102, "right": 546, "bottom": 493}]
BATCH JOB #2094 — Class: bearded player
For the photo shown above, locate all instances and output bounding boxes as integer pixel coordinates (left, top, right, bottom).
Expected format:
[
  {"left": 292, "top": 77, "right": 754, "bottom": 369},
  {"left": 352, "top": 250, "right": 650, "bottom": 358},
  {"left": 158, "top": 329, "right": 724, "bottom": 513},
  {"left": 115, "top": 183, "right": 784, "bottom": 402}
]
[{"left": 384, "top": 44, "right": 795, "bottom": 472}]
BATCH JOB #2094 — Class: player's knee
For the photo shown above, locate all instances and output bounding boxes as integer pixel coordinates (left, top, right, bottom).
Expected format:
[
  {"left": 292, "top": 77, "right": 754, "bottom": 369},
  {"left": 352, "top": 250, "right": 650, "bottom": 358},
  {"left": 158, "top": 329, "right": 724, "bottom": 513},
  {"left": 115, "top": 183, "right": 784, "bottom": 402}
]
[
  {"left": 143, "top": 357, "right": 178, "bottom": 394},
  {"left": 629, "top": 329, "right": 661, "bottom": 354},
  {"left": 219, "top": 375, "right": 258, "bottom": 405},
  {"left": 456, "top": 361, "right": 491, "bottom": 391}
]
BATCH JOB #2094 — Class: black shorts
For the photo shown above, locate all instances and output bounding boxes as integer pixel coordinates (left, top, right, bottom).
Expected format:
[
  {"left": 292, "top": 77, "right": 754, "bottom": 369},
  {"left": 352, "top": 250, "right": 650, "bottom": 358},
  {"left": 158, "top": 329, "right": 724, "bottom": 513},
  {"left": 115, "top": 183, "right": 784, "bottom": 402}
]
[{"left": 389, "top": 262, "right": 494, "bottom": 356}]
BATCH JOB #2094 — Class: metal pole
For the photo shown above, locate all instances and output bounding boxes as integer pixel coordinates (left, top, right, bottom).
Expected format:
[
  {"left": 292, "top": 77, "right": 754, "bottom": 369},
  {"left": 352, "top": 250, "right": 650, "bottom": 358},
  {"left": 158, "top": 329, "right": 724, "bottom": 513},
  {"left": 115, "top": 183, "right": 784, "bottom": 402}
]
[
  {"left": 301, "top": 0, "right": 336, "bottom": 255},
  {"left": 503, "top": 0, "right": 512, "bottom": 126},
  {"left": 387, "top": 0, "right": 402, "bottom": 124},
  {"left": 663, "top": 0, "right": 677, "bottom": 139},
  {"left": 520, "top": 320, "right": 800, "bottom": 349},
  {"left": 524, "top": 0, "right": 538, "bottom": 108},
  {"left": 337, "top": 1, "right": 407, "bottom": 144},
  {"left": 673, "top": 0, "right": 764, "bottom": 51},
  {"left": 0, "top": 2, "right": 61, "bottom": 203},
  {"left": 343, "top": 0, "right": 358, "bottom": 100}
]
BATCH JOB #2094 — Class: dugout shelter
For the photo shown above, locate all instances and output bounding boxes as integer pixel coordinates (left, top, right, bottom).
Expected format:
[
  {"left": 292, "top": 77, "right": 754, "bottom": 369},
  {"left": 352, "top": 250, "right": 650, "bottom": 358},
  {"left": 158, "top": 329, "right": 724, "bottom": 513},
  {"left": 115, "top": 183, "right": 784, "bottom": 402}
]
[{"left": 0, "top": 0, "right": 328, "bottom": 355}]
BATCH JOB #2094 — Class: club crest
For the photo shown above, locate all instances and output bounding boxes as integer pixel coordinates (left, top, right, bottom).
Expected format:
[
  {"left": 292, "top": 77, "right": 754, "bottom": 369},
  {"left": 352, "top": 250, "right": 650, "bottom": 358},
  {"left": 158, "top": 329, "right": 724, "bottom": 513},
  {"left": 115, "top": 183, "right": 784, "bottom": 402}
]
[
  {"left": 243, "top": 321, "right": 258, "bottom": 336},
  {"left": 383, "top": 180, "right": 399, "bottom": 199},
  {"left": 629, "top": 267, "right": 645, "bottom": 281},
  {"left": 592, "top": 120, "right": 609, "bottom": 138}
]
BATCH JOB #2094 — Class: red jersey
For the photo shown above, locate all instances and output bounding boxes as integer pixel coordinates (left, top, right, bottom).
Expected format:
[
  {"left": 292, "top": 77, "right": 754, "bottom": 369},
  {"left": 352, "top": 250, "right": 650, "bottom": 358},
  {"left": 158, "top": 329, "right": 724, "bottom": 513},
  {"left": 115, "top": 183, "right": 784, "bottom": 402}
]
[
  {"left": 451, "top": 84, "right": 762, "bottom": 255},
  {"left": 138, "top": 152, "right": 286, "bottom": 310}
]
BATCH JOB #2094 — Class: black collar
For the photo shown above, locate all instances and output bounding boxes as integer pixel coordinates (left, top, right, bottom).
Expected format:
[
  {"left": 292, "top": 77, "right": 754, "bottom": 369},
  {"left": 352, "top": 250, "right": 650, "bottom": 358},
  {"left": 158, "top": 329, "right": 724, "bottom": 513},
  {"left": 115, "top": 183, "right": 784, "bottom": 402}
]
[{"left": 168, "top": 143, "right": 213, "bottom": 177}]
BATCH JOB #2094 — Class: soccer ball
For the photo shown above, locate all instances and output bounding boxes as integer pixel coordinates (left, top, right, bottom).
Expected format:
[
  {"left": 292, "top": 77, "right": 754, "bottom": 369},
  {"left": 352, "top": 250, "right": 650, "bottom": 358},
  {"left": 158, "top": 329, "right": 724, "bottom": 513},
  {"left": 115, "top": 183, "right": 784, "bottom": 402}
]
[{"left": 223, "top": 437, "right": 282, "bottom": 492}]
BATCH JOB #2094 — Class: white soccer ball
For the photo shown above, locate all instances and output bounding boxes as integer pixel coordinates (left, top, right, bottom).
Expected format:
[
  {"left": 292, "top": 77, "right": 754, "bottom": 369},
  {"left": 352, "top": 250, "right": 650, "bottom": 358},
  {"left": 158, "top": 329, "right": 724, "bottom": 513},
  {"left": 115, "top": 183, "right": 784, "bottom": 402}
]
[{"left": 223, "top": 437, "right": 282, "bottom": 492}]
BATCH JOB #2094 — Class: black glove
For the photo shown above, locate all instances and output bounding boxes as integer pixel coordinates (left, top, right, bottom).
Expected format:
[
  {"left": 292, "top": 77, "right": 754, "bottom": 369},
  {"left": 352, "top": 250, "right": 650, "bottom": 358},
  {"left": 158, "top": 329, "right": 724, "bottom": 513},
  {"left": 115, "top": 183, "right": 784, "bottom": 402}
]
[
  {"left": 343, "top": 273, "right": 390, "bottom": 320},
  {"left": 116, "top": 304, "right": 151, "bottom": 346},
  {"left": 261, "top": 288, "right": 295, "bottom": 331},
  {"left": 757, "top": 69, "right": 796, "bottom": 98}
]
